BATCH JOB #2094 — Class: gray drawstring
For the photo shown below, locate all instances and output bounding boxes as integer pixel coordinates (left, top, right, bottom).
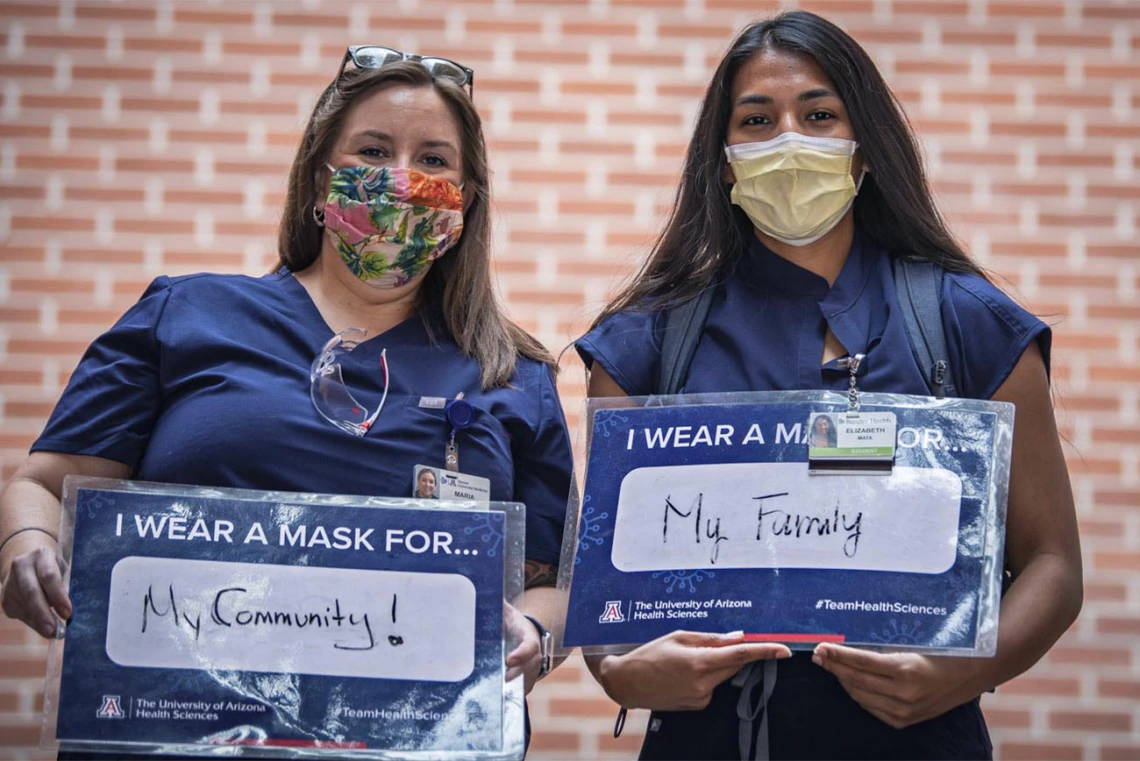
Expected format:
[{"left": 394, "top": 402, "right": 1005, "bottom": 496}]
[{"left": 732, "top": 659, "right": 778, "bottom": 760}]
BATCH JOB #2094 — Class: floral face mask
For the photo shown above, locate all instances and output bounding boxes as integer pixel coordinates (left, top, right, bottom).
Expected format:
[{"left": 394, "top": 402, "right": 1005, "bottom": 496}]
[{"left": 322, "top": 165, "right": 465, "bottom": 288}]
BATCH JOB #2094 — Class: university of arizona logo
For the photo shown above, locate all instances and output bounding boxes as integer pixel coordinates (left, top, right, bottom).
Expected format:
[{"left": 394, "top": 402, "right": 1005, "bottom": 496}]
[
  {"left": 96, "top": 695, "right": 125, "bottom": 719},
  {"left": 599, "top": 600, "right": 625, "bottom": 623}
]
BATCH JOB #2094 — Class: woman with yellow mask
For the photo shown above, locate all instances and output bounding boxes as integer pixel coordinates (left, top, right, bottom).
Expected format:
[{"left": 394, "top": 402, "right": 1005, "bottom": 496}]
[{"left": 575, "top": 11, "right": 1081, "bottom": 760}]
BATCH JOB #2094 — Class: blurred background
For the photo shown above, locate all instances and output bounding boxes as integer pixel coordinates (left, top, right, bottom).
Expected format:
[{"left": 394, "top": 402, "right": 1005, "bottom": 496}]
[{"left": 0, "top": 0, "right": 1137, "bottom": 758}]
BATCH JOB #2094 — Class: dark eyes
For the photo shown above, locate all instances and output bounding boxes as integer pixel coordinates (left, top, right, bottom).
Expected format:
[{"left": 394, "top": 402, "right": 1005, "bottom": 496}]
[
  {"left": 359, "top": 147, "right": 448, "bottom": 168},
  {"left": 742, "top": 111, "right": 836, "bottom": 126}
]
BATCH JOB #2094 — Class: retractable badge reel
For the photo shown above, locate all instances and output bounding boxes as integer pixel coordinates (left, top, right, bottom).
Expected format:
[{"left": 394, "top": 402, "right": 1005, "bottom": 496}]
[
  {"left": 444, "top": 395, "right": 475, "bottom": 471},
  {"left": 808, "top": 353, "right": 898, "bottom": 475}
]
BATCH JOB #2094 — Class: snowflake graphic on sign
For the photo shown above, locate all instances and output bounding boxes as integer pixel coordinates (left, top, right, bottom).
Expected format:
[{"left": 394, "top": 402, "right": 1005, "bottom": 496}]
[
  {"left": 463, "top": 513, "right": 504, "bottom": 558},
  {"left": 574, "top": 496, "right": 608, "bottom": 566},
  {"left": 593, "top": 409, "right": 630, "bottom": 438},
  {"left": 652, "top": 569, "right": 715, "bottom": 595},
  {"left": 868, "top": 619, "right": 924, "bottom": 645}
]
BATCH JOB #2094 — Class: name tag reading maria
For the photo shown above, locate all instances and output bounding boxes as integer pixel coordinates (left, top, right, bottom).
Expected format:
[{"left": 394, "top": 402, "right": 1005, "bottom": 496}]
[
  {"left": 558, "top": 392, "right": 1013, "bottom": 657},
  {"left": 46, "top": 479, "right": 527, "bottom": 758}
]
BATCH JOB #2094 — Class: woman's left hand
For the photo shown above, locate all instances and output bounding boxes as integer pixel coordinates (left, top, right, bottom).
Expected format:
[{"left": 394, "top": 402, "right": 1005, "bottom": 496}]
[
  {"left": 813, "top": 644, "right": 983, "bottom": 729},
  {"left": 504, "top": 602, "right": 541, "bottom": 694}
]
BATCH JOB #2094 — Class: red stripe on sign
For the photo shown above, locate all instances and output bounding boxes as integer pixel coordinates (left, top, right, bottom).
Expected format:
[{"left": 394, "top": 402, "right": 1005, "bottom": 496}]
[
  {"left": 743, "top": 633, "right": 846, "bottom": 643},
  {"left": 220, "top": 740, "right": 368, "bottom": 749}
]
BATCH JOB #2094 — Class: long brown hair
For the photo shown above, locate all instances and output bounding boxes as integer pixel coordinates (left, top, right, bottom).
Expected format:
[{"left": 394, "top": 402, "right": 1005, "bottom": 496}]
[
  {"left": 593, "top": 10, "right": 986, "bottom": 328},
  {"left": 278, "top": 61, "right": 554, "bottom": 389}
]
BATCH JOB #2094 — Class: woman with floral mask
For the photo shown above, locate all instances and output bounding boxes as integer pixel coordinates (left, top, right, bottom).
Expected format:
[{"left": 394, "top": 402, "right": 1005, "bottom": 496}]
[
  {"left": 576, "top": 12, "right": 1081, "bottom": 761},
  {"left": 1, "top": 48, "right": 570, "bottom": 756}
]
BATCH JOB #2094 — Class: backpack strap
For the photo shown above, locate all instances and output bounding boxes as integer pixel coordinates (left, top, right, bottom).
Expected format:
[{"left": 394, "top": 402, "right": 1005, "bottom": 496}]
[
  {"left": 658, "top": 287, "right": 716, "bottom": 395},
  {"left": 893, "top": 257, "right": 958, "bottom": 398}
]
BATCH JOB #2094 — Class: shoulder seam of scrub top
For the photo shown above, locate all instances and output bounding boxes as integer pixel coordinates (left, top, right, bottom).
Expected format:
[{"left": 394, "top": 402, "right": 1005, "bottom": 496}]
[
  {"left": 148, "top": 276, "right": 176, "bottom": 382},
  {"left": 980, "top": 321, "right": 1049, "bottom": 400},
  {"left": 576, "top": 334, "right": 642, "bottom": 397},
  {"left": 945, "top": 271, "right": 1034, "bottom": 339},
  {"left": 945, "top": 272, "right": 1051, "bottom": 399}
]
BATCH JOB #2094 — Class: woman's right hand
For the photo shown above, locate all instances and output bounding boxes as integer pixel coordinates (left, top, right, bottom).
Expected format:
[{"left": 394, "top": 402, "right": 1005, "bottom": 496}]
[
  {"left": 591, "top": 630, "right": 791, "bottom": 711},
  {"left": 0, "top": 452, "right": 127, "bottom": 639},
  {"left": 1, "top": 535, "right": 71, "bottom": 639}
]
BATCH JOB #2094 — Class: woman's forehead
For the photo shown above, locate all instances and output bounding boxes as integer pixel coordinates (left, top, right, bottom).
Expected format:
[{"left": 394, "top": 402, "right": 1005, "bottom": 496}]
[
  {"left": 731, "top": 48, "right": 837, "bottom": 103},
  {"left": 339, "top": 83, "right": 462, "bottom": 147}
]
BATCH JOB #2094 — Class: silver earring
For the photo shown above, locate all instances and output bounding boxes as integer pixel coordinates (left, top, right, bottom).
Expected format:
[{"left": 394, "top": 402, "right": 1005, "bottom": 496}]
[{"left": 312, "top": 205, "right": 325, "bottom": 227}]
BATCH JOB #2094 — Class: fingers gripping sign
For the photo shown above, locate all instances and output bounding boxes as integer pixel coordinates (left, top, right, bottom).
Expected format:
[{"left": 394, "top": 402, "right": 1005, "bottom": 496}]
[
  {"left": 597, "top": 630, "right": 791, "bottom": 712},
  {"left": 1, "top": 544, "right": 70, "bottom": 640},
  {"left": 812, "top": 643, "right": 984, "bottom": 730}
]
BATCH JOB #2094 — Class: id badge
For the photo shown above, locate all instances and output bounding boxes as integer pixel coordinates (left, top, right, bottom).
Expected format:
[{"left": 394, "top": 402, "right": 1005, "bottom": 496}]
[
  {"left": 413, "top": 464, "right": 491, "bottom": 504},
  {"left": 807, "top": 411, "right": 897, "bottom": 475}
]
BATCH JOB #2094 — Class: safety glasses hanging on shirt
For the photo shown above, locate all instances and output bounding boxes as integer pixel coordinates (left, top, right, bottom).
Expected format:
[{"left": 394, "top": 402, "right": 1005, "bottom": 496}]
[
  {"left": 335, "top": 46, "right": 475, "bottom": 97},
  {"left": 310, "top": 328, "right": 389, "bottom": 437}
]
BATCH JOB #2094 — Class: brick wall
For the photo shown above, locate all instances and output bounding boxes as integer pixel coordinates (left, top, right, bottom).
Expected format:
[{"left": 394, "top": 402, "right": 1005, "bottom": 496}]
[{"left": 0, "top": 0, "right": 1137, "bottom": 758}]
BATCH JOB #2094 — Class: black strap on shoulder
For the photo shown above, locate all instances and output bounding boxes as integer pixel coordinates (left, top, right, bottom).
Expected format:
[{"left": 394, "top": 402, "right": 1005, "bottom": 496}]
[
  {"left": 893, "top": 257, "right": 957, "bottom": 398},
  {"left": 658, "top": 287, "right": 715, "bottom": 395}
]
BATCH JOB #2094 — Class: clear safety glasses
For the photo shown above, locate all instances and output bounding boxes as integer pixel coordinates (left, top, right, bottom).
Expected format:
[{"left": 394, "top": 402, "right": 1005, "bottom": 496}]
[{"left": 310, "top": 328, "right": 389, "bottom": 437}]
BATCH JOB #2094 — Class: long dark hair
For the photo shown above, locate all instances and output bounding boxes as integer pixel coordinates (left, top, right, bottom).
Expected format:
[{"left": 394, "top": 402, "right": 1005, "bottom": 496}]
[
  {"left": 278, "top": 61, "right": 555, "bottom": 389},
  {"left": 594, "top": 10, "right": 985, "bottom": 326}
]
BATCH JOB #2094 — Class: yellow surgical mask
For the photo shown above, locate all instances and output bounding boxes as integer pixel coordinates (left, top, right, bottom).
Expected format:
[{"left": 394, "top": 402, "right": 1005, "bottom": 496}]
[{"left": 726, "top": 132, "right": 862, "bottom": 247}]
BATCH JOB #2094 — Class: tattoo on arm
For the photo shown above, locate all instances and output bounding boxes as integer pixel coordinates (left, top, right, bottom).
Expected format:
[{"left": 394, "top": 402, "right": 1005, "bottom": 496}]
[{"left": 525, "top": 560, "right": 559, "bottom": 589}]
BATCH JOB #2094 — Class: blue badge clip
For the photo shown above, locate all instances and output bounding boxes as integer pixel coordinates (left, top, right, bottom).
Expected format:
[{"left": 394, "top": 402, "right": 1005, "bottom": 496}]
[{"left": 445, "top": 397, "right": 475, "bottom": 432}]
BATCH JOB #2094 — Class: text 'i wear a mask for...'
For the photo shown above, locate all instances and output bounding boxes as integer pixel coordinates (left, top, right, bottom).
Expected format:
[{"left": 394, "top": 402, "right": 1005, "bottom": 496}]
[
  {"left": 726, "top": 132, "right": 862, "bottom": 247},
  {"left": 323, "top": 165, "right": 465, "bottom": 288}
]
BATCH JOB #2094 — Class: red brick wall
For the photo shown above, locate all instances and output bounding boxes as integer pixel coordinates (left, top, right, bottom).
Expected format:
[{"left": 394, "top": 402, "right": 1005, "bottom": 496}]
[{"left": 0, "top": 1, "right": 1136, "bottom": 758}]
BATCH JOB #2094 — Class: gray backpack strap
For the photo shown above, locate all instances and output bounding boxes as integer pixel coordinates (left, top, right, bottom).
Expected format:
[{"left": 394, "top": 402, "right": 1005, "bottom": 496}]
[
  {"left": 658, "top": 287, "right": 715, "bottom": 395},
  {"left": 893, "top": 257, "right": 957, "bottom": 398}
]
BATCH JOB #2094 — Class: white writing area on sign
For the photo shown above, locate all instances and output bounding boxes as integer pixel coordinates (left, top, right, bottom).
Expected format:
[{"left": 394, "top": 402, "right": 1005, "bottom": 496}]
[
  {"left": 611, "top": 463, "right": 962, "bottom": 574},
  {"left": 105, "top": 557, "right": 476, "bottom": 682}
]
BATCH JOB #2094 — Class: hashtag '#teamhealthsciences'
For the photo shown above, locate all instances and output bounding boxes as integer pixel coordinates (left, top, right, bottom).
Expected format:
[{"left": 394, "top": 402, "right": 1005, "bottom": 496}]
[{"left": 815, "top": 599, "right": 948, "bottom": 616}]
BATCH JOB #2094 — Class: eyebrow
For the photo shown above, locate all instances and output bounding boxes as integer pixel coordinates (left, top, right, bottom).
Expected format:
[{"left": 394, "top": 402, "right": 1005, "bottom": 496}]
[
  {"left": 351, "top": 129, "right": 458, "bottom": 152},
  {"left": 734, "top": 88, "right": 839, "bottom": 107}
]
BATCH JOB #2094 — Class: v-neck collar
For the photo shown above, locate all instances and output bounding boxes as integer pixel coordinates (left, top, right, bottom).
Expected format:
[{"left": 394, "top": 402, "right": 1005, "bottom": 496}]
[
  {"left": 274, "top": 268, "right": 429, "bottom": 350},
  {"left": 738, "top": 234, "right": 874, "bottom": 311}
]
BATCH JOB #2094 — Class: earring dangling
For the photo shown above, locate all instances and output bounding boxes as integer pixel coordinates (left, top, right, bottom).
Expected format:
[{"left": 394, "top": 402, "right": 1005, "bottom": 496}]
[{"left": 312, "top": 205, "right": 325, "bottom": 227}]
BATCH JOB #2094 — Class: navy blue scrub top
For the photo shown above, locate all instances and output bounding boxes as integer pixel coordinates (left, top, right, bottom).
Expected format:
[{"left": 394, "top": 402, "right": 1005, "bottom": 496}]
[
  {"left": 576, "top": 232, "right": 1050, "bottom": 760},
  {"left": 577, "top": 233, "right": 1050, "bottom": 399},
  {"left": 34, "top": 270, "right": 572, "bottom": 566}
]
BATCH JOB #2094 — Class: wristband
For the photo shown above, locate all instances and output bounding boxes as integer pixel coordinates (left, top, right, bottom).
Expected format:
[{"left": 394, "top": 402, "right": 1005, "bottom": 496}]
[
  {"left": 0, "top": 526, "right": 57, "bottom": 559},
  {"left": 523, "top": 614, "right": 553, "bottom": 678}
]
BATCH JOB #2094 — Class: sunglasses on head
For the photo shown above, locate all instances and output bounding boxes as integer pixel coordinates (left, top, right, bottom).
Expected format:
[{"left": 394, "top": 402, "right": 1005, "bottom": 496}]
[{"left": 335, "top": 46, "right": 475, "bottom": 96}]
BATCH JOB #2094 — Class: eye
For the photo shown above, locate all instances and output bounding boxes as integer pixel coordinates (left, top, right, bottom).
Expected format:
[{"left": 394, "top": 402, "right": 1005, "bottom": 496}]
[
  {"left": 421, "top": 154, "right": 448, "bottom": 168},
  {"left": 806, "top": 111, "right": 836, "bottom": 121},
  {"left": 359, "top": 146, "right": 387, "bottom": 158},
  {"left": 742, "top": 114, "right": 771, "bottom": 126}
]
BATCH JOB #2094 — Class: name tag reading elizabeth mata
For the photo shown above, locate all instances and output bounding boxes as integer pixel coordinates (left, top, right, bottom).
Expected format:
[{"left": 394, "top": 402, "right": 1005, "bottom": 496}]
[
  {"left": 808, "top": 410, "right": 898, "bottom": 474},
  {"left": 558, "top": 392, "right": 1014, "bottom": 658}
]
